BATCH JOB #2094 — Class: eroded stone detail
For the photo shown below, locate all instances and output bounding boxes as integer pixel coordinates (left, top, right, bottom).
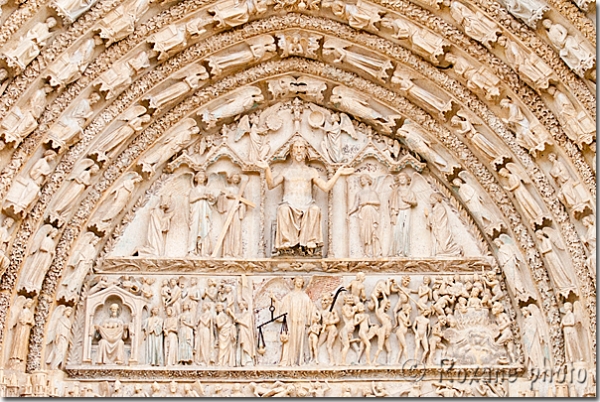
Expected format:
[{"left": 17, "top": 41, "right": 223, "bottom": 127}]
[{"left": 0, "top": 0, "right": 593, "bottom": 396}]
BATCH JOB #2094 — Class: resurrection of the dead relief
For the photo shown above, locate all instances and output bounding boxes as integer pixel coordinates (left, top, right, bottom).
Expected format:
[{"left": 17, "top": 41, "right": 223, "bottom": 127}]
[{"left": 0, "top": 0, "right": 594, "bottom": 397}]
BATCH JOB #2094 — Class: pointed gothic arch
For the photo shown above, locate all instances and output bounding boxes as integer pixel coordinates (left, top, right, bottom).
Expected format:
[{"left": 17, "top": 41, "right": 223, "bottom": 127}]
[{"left": 0, "top": 0, "right": 594, "bottom": 397}]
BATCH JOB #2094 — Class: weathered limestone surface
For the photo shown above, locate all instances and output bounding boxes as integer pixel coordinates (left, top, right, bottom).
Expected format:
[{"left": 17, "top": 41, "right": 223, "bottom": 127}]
[{"left": 0, "top": 0, "right": 594, "bottom": 397}]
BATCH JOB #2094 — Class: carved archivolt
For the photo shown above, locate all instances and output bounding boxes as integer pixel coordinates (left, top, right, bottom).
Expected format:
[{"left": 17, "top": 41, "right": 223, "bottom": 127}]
[{"left": 0, "top": 0, "right": 594, "bottom": 397}]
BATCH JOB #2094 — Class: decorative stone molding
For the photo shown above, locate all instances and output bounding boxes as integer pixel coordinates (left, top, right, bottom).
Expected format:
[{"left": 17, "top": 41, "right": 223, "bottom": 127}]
[{"left": 0, "top": 0, "right": 592, "bottom": 396}]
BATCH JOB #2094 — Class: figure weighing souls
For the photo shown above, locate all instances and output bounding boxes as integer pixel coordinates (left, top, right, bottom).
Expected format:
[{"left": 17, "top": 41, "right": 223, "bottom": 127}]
[
  {"left": 188, "top": 171, "right": 216, "bottom": 257},
  {"left": 425, "top": 193, "right": 462, "bottom": 257},
  {"left": 95, "top": 304, "right": 127, "bottom": 365},
  {"left": 389, "top": 172, "right": 417, "bottom": 257},
  {"left": 257, "top": 138, "right": 353, "bottom": 254},
  {"left": 143, "top": 307, "right": 164, "bottom": 366},
  {"left": 271, "top": 276, "right": 317, "bottom": 366},
  {"left": 348, "top": 174, "right": 382, "bottom": 257}
]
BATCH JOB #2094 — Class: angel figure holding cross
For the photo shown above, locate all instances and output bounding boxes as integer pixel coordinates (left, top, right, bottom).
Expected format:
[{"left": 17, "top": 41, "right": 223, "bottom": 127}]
[{"left": 215, "top": 173, "right": 255, "bottom": 258}]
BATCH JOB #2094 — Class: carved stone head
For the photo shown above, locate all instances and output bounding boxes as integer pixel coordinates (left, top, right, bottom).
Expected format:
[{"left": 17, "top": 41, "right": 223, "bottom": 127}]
[
  {"left": 2, "top": 217, "right": 14, "bottom": 228},
  {"left": 397, "top": 172, "right": 411, "bottom": 186},
  {"left": 292, "top": 276, "right": 305, "bottom": 289},
  {"left": 229, "top": 173, "right": 241, "bottom": 185},
  {"left": 45, "top": 17, "right": 58, "bottom": 28},
  {"left": 290, "top": 139, "right": 308, "bottom": 162},
  {"left": 360, "top": 174, "right": 373, "bottom": 187},
  {"left": 429, "top": 192, "right": 443, "bottom": 205},
  {"left": 563, "top": 302, "right": 573, "bottom": 313},
  {"left": 88, "top": 92, "right": 102, "bottom": 105},
  {"left": 109, "top": 303, "right": 119, "bottom": 316},
  {"left": 194, "top": 171, "right": 207, "bottom": 185}
]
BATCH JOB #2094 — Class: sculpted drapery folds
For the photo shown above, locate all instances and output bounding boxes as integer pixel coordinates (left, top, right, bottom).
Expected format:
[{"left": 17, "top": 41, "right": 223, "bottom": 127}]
[
  {"left": 215, "top": 303, "right": 236, "bottom": 367},
  {"left": 45, "top": 307, "right": 74, "bottom": 370},
  {"left": 272, "top": 276, "right": 317, "bottom": 367},
  {"left": 498, "top": 167, "right": 545, "bottom": 225},
  {"left": 188, "top": 171, "right": 216, "bottom": 257},
  {"left": 348, "top": 174, "right": 382, "bottom": 258},
  {"left": 0, "top": 0, "right": 594, "bottom": 392},
  {"left": 9, "top": 298, "right": 35, "bottom": 366},
  {"left": 143, "top": 307, "right": 164, "bottom": 367},
  {"left": 178, "top": 302, "right": 195, "bottom": 365},
  {"left": 425, "top": 193, "right": 462, "bottom": 257},
  {"left": 389, "top": 172, "right": 417, "bottom": 257},
  {"left": 1, "top": 17, "right": 57, "bottom": 71},
  {"left": 257, "top": 138, "right": 353, "bottom": 254},
  {"left": 216, "top": 173, "right": 250, "bottom": 258},
  {"left": 141, "top": 199, "right": 172, "bottom": 257},
  {"left": 0, "top": 84, "right": 52, "bottom": 145},
  {"left": 195, "top": 302, "right": 215, "bottom": 366},
  {"left": 18, "top": 224, "right": 59, "bottom": 294},
  {"left": 163, "top": 307, "right": 178, "bottom": 367},
  {"left": 95, "top": 304, "right": 127, "bottom": 365}
]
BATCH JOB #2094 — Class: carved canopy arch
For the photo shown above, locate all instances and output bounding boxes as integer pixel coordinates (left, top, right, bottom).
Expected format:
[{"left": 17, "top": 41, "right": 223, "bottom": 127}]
[{"left": 0, "top": 0, "right": 594, "bottom": 397}]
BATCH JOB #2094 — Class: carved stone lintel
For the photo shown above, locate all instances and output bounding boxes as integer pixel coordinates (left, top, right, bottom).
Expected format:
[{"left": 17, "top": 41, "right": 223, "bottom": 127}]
[
  {"left": 63, "top": 365, "right": 521, "bottom": 381},
  {"left": 99, "top": 257, "right": 493, "bottom": 273}
]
